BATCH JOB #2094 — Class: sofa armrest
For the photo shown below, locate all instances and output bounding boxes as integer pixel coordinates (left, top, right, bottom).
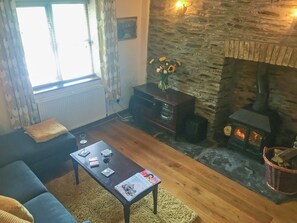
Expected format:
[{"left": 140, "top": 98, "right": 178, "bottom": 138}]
[
  {"left": 0, "top": 161, "right": 47, "bottom": 203},
  {"left": 24, "top": 193, "right": 77, "bottom": 223}
]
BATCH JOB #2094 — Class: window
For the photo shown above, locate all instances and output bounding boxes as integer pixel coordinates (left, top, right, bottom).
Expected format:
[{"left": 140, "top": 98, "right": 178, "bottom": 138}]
[{"left": 16, "top": 2, "right": 95, "bottom": 88}]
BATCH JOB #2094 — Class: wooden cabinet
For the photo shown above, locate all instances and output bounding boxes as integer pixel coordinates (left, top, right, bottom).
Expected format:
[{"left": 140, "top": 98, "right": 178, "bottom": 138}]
[{"left": 132, "top": 83, "right": 195, "bottom": 137}]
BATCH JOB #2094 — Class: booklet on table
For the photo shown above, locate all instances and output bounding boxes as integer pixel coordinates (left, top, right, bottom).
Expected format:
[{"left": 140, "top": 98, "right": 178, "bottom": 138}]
[{"left": 114, "top": 169, "right": 160, "bottom": 201}]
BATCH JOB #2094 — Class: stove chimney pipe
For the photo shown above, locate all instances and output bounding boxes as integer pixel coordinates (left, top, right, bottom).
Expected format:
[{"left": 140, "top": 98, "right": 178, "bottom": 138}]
[{"left": 252, "top": 63, "right": 269, "bottom": 112}]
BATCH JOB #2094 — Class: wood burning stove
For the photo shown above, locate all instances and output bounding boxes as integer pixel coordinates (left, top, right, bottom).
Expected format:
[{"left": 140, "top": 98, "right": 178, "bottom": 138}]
[
  {"left": 227, "top": 63, "right": 281, "bottom": 160},
  {"left": 228, "top": 108, "right": 279, "bottom": 160}
]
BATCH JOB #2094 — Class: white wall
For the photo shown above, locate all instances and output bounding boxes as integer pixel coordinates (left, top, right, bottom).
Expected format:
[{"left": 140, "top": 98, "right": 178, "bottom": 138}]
[{"left": 109, "top": 0, "right": 150, "bottom": 114}]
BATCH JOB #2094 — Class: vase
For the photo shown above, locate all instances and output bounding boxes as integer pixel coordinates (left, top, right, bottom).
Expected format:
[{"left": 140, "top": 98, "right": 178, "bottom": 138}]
[{"left": 158, "top": 75, "right": 169, "bottom": 92}]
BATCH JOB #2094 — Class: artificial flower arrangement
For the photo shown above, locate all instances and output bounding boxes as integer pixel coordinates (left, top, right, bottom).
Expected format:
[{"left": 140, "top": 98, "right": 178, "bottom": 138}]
[{"left": 149, "top": 56, "right": 182, "bottom": 91}]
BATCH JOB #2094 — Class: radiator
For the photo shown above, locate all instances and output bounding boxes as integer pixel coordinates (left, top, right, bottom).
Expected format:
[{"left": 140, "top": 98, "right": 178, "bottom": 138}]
[{"left": 35, "top": 81, "right": 106, "bottom": 130}]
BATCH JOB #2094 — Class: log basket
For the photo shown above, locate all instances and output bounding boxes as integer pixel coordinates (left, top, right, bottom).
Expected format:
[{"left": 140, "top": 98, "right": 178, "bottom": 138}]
[{"left": 263, "top": 147, "right": 297, "bottom": 195}]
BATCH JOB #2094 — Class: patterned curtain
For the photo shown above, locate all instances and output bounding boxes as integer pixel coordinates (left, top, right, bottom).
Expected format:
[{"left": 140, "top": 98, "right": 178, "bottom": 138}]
[
  {"left": 0, "top": 0, "right": 40, "bottom": 129},
  {"left": 95, "top": 0, "right": 121, "bottom": 100}
]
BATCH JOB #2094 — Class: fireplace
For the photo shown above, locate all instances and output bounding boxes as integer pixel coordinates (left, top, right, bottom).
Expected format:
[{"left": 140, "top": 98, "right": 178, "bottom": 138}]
[{"left": 227, "top": 63, "right": 281, "bottom": 160}]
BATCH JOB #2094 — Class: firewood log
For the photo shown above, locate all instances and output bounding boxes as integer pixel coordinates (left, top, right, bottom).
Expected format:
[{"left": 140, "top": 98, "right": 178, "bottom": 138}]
[
  {"left": 271, "top": 148, "right": 297, "bottom": 169},
  {"left": 278, "top": 148, "right": 297, "bottom": 162}
]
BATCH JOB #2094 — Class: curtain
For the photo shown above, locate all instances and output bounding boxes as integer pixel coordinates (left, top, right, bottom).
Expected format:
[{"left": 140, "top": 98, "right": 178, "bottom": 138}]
[
  {"left": 95, "top": 0, "right": 121, "bottom": 100},
  {"left": 0, "top": 0, "right": 40, "bottom": 129}
]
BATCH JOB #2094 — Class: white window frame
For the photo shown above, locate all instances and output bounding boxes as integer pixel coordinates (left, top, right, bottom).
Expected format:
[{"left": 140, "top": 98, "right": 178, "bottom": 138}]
[{"left": 16, "top": 0, "right": 100, "bottom": 93}]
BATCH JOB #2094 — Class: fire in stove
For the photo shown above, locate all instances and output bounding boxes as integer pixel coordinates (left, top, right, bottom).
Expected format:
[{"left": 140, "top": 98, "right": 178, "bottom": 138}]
[
  {"left": 233, "top": 126, "right": 263, "bottom": 146},
  {"left": 232, "top": 125, "right": 263, "bottom": 146},
  {"left": 234, "top": 127, "right": 246, "bottom": 141},
  {"left": 249, "top": 130, "right": 262, "bottom": 146}
]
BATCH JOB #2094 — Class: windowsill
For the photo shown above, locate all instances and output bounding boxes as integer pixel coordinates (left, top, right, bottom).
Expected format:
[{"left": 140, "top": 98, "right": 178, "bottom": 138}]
[{"left": 33, "top": 74, "right": 101, "bottom": 95}]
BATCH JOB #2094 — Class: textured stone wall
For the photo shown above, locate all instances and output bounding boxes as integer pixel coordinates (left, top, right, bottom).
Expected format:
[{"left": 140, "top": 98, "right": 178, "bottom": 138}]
[{"left": 147, "top": 0, "right": 297, "bottom": 143}]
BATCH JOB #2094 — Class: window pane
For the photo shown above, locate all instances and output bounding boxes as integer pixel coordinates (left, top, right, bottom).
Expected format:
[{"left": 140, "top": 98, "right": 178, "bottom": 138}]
[
  {"left": 17, "top": 7, "right": 58, "bottom": 87},
  {"left": 52, "top": 4, "right": 93, "bottom": 80}
]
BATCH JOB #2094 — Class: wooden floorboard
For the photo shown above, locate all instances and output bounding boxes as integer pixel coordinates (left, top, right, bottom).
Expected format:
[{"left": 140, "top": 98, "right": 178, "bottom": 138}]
[{"left": 79, "top": 118, "right": 297, "bottom": 223}]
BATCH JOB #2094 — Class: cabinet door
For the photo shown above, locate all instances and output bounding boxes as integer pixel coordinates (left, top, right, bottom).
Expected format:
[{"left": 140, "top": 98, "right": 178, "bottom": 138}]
[{"left": 133, "top": 95, "right": 156, "bottom": 120}]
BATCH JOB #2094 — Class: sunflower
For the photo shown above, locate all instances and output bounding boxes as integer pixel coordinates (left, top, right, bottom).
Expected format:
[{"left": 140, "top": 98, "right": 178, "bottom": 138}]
[
  {"left": 159, "top": 57, "right": 167, "bottom": 62},
  {"left": 168, "top": 65, "right": 176, "bottom": 73}
]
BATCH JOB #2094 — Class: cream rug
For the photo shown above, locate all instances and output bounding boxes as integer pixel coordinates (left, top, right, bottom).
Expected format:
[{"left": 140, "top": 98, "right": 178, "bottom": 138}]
[{"left": 46, "top": 168, "right": 198, "bottom": 223}]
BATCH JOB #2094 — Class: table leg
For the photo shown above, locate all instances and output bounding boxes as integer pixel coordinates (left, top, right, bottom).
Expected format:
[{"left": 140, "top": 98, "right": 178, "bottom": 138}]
[
  {"left": 71, "top": 158, "right": 79, "bottom": 184},
  {"left": 123, "top": 205, "right": 130, "bottom": 223},
  {"left": 153, "top": 185, "right": 158, "bottom": 214}
]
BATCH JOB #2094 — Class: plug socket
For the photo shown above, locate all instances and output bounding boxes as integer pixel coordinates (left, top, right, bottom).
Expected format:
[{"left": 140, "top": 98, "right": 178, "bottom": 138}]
[{"left": 116, "top": 95, "right": 120, "bottom": 103}]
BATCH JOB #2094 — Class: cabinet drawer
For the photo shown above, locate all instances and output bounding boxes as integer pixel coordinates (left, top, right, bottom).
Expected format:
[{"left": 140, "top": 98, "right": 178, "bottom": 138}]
[
  {"left": 134, "top": 95, "right": 154, "bottom": 107},
  {"left": 134, "top": 90, "right": 154, "bottom": 102}
]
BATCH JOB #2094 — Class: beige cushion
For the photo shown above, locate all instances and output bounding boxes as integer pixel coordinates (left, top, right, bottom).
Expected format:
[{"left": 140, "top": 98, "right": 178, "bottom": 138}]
[
  {"left": 0, "top": 210, "right": 31, "bottom": 223},
  {"left": 0, "top": 196, "right": 34, "bottom": 223},
  {"left": 24, "top": 119, "right": 68, "bottom": 143}
]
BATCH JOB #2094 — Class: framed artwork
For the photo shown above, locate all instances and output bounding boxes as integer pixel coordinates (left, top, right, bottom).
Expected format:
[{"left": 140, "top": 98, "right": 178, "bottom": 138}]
[{"left": 117, "top": 17, "right": 137, "bottom": 41}]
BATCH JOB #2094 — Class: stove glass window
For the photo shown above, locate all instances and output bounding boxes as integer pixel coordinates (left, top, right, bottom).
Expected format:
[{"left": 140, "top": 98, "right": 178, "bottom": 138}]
[
  {"left": 248, "top": 130, "right": 262, "bottom": 146},
  {"left": 233, "top": 127, "right": 247, "bottom": 141}
]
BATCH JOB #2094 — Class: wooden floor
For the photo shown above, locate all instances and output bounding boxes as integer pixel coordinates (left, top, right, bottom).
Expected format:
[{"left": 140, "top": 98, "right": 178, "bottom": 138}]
[{"left": 79, "top": 118, "right": 297, "bottom": 223}]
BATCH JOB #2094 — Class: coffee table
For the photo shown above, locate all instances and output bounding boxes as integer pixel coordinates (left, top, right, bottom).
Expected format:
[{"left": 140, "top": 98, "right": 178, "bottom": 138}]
[{"left": 70, "top": 140, "right": 160, "bottom": 223}]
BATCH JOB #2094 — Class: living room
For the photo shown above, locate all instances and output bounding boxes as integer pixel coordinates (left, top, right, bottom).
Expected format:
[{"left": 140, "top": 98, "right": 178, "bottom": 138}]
[{"left": 1, "top": 0, "right": 297, "bottom": 223}]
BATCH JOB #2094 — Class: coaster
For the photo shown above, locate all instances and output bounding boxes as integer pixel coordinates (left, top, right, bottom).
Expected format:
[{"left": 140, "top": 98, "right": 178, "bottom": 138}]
[
  {"left": 78, "top": 150, "right": 90, "bottom": 157},
  {"left": 101, "top": 168, "right": 115, "bottom": 177},
  {"left": 101, "top": 149, "right": 112, "bottom": 157}
]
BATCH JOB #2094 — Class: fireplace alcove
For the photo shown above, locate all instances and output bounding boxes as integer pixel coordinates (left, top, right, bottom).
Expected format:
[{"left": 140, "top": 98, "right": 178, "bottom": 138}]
[
  {"left": 227, "top": 62, "right": 282, "bottom": 160},
  {"left": 214, "top": 50, "right": 297, "bottom": 153}
]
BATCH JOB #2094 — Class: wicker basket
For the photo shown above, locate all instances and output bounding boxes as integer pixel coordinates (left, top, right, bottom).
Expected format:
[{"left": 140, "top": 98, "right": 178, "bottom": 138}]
[{"left": 263, "top": 147, "right": 297, "bottom": 195}]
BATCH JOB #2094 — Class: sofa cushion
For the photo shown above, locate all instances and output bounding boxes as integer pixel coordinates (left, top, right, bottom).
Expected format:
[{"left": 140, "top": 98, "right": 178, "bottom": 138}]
[
  {"left": 0, "top": 195, "right": 34, "bottom": 222},
  {"left": 24, "top": 192, "right": 77, "bottom": 223},
  {"left": 24, "top": 119, "right": 68, "bottom": 143},
  {"left": 0, "top": 128, "right": 77, "bottom": 170},
  {"left": 0, "top": 161, "right": 47, "bottom": 203}
]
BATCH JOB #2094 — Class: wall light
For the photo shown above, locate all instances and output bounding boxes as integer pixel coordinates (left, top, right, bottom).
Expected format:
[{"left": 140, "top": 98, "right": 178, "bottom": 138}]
[
  {"left": 176, "top": 1, "right": 191, "bottom": 17},
  {"left": 292, "top": 8, "right": 297, "bottom": 17},
  {"left": 292, "top": 8, "right": 297, "bottom": 31}
]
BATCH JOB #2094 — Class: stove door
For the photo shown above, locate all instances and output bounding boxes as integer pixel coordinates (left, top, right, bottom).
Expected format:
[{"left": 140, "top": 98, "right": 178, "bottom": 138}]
[
  {"left": 233, "top": 126, "right": 247, "bottom": 141},
  {"left": 248, "top": 130, "right": 263, "bottom": 146}
]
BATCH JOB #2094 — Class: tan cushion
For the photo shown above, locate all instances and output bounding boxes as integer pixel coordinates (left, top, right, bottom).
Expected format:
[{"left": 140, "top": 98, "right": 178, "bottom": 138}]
[
  {"left": 24, "top": 119, "right": 68, "bottom": 143},
  {"left": 0, "top": 196, "right": 34, "bottom": 223},
  {"left": 0, "top": 210, "right": 31, "bottom": 223}
]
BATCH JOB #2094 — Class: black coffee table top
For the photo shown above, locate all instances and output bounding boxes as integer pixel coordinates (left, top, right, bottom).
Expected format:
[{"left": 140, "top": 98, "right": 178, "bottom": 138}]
[{"left": 70, "top": 140, "right": 146, "bottom": 204}]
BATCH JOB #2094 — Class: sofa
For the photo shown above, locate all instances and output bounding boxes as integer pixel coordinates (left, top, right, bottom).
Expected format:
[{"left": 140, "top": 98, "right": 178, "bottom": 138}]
[
  {"left": 0, "top": 160, "right": 77, "bottom": 223},
  {"left": 0, "top": 128, "right": 78, "bottom": 223},
  {"left": 0, "top": 128, "right": 77, "bottom": 177}
]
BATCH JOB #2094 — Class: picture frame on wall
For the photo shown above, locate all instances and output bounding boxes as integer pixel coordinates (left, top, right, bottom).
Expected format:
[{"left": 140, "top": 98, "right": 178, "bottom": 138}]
[{"left": 117, "top": 17, "right": 137, "bottom": 41}]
